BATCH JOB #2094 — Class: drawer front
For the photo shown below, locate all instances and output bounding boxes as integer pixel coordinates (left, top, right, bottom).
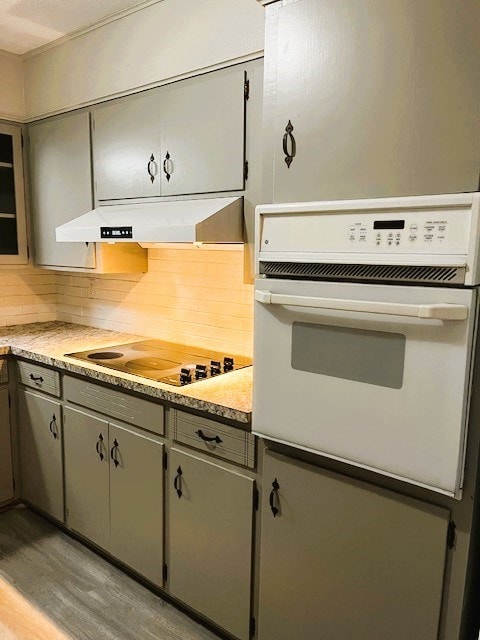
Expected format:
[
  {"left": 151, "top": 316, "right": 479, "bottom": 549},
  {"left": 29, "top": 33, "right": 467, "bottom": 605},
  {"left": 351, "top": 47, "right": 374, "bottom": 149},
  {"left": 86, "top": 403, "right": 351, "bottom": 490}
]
[
  {"left": 64, "top": 376, "right": 164, "bottom": 435},
  {"left": 172, "top": 409, "right": 255, "bottom": 468},
  {"left": 0, "top": 360, "right": 8, "bottom": 384},
  {"left": 16, "top": 361, "right": 60, "bottom": 397}
]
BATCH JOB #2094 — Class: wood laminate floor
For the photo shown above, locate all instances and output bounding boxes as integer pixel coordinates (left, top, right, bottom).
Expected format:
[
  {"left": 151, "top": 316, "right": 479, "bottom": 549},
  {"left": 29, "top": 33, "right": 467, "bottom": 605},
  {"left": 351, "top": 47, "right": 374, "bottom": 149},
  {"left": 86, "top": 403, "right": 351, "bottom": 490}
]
[{"left": 0, "top": 508, "right": 219, "bottom": 640}]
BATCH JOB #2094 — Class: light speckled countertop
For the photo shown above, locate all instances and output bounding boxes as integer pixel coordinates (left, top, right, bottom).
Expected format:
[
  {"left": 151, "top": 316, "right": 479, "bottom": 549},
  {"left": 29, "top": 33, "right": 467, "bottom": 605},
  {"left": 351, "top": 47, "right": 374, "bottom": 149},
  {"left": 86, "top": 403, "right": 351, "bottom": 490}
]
[{"left": 0, "top": 322, "right": 252, "bottom": 425}]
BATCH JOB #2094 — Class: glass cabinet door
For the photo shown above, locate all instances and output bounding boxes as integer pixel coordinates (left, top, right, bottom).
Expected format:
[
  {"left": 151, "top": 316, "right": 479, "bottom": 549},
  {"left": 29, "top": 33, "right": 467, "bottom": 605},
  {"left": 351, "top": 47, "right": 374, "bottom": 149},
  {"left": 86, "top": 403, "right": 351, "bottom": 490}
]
[{"left": 0, "top": 124, "right": 28, "bottom": 264}]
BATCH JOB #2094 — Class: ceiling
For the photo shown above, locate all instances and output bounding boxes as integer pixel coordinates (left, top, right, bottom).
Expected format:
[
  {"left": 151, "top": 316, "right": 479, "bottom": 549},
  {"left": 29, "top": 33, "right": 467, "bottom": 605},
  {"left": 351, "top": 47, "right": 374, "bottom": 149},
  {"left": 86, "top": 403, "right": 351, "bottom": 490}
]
[{"left": 0, "top": 0, "right": 151, "bottom": 55}]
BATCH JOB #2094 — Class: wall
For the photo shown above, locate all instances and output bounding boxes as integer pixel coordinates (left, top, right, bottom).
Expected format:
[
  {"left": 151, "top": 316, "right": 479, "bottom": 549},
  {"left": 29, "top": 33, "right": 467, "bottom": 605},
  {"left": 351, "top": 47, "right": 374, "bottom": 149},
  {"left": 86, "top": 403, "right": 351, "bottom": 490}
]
[
  {"left": 0, "top": 52, "right": 24, "bottom": 121},
  {"left": 0, "top": 267, "right": 56, "bottom": 327},
  {"left": 56, "top": 246, "right": 253, "bottom": 357},
  {"left": 23, "top": 0, "right": 265, "bottom": 119}
]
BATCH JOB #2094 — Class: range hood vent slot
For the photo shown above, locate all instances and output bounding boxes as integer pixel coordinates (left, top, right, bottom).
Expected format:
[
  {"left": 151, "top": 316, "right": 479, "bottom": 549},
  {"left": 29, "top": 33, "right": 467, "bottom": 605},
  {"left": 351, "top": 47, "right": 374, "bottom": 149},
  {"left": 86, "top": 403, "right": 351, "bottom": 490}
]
[{"left": 55, "top": 197, "right": 244, "bottom": 244}]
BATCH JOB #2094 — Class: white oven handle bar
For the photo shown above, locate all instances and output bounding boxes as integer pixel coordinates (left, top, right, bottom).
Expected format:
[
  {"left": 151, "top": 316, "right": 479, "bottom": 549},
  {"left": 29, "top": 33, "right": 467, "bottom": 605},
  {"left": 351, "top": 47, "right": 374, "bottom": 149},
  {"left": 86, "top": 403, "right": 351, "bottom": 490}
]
[{"left": 255, "top": 290, "right": 468, "bottom": 320}]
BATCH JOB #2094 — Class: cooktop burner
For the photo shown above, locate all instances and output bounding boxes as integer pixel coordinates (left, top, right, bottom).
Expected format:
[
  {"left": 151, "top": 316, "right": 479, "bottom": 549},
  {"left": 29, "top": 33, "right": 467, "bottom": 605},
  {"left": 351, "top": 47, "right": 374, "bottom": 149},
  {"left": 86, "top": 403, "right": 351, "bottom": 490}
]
[{"left": 66, "top": 340, "right": 252, "bottom": 386}]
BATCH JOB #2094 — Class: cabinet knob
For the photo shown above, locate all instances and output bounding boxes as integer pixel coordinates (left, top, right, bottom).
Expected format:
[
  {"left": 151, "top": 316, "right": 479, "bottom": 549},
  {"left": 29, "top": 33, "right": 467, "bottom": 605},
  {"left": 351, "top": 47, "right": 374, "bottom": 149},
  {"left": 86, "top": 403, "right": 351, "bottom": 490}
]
[
  {"left": 95, "top": 433, "right": 104, "bottom": 461},
  {"left": 49, "top": 415, "right": 58, "bottom": 439},
  {"left": 147, "top": 154, "right": 157, "bottom": 183},
  {"left": 269, "top": 478, "right": 280, "bottom": 517},
  {"left": 282, "top": 120, "right": 296, "bottom": 168},
  {"left": 110, "top": 438, "right": 120, "bottom": 467},
  {"left": 163, "top": 151, "right": 172, "bottom": 182},
  {"left": 174, "top": 466, "right": 183, "bottom": 498}
]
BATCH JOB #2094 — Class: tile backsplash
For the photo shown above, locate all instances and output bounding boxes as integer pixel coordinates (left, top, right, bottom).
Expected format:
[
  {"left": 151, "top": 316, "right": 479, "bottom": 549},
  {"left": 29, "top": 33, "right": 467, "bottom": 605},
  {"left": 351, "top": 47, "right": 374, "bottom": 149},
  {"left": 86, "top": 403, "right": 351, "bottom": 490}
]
[
  {"left": 0, "top": 267, "right": 57, "bottom": 326},
  {"left": 56, "top": 246, "right": 254, "bottom": 358}
]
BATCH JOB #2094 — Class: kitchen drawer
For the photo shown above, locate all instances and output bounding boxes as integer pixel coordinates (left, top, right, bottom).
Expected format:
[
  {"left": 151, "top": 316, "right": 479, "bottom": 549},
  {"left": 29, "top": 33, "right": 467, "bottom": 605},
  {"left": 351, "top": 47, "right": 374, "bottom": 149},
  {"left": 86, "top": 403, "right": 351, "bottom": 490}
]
[
  {"left": 16, "top": 361, "right": 60, "bottom": 397},
  {"left": 171, "top": 409, "right": 255, "bottom": 469},
  {"left": 0, "top": 360, "right": 8, "bottom": 384},
  {"left": 64, "top": 376, "right": 164, "bottom": 435}
]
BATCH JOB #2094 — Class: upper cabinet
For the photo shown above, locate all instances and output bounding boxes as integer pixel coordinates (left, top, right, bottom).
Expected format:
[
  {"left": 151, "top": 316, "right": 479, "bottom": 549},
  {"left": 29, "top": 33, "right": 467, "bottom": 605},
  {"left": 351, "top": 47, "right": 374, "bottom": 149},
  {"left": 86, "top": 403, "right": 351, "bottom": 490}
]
[
  {"left": 263, "top": 0, "right": 480, "bottom": 203},
  {"left": 27, "top": 112, "right": 147, "bottom": 273},
  {"left": 0, "top": 123, "right": 28, "bottom": 265},
  {"left": 92, "top": 66, "right": 247, "bottom": 201}
]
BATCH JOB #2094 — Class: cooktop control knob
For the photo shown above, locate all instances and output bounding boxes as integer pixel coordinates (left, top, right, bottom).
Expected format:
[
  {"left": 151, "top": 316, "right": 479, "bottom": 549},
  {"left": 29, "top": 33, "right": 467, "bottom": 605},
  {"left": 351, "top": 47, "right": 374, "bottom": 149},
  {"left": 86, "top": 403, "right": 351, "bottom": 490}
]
[
  {"left": 195, "top": 364, "right": 207, "bottom": 380},
  {"left": 223, "top": 357, "right": 234, "bottom": 372},
  {"left": 180, "top": 368, "right": 192, "bottom": 385},
  {"left": 210, "top": 360, "right": 221, "bottom": 376}
]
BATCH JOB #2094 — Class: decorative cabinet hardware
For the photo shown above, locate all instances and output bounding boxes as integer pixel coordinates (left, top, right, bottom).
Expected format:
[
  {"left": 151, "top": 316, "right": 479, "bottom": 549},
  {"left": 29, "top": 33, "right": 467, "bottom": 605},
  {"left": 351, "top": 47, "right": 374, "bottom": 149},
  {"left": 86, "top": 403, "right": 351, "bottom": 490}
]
[
  {"left": 147, "top": 154, "right": 157, "bottom": 183},
  {"left": 269, "top": 478, "right": 280, "bottom": 517},
  {"left": 174, "top": 465, "right": 183, "bottom": 498},
  {"left": 110, "top": 438, "right": 120, "bottom": 467},
  {"left": 282, "top": 120, "right": 296, "bottom": 168},
  {"left": 163, "top": 151, "right": 172, "bottom": 182},
  {"left": 195, "top": 429, "right": 222, "bottom": 445},
  {"left": 30, "top": 374, "right": 44, "bottom": 383},
  {"left": 95, "top": 433, "right": 105, "bottom": 461},
  {"left": 49, "top": 414, "right": 58, "bottom": 439}
]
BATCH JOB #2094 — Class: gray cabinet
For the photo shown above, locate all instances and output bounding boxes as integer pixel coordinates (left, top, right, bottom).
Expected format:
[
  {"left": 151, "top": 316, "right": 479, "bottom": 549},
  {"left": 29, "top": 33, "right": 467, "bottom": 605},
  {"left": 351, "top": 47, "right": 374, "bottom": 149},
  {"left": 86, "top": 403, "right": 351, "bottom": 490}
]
[
  {"left": 92, "top": 66, "right": 246, "bottom": 201},
  {"left": 169, "top": 448, "right": 254, "bottom": 640},
  {"left": 18, "top": 389, "right": 64, "bottom": 521},
  {"left": 0, "top": 387, "right": 13, "bottom": 504},
  {"left": 109, "top": 422, "right": 164, "bottom": 586},
  {"left": 28, "top": 112, "right": 95, "bottom": 269},
  {"left": 160, "top": 68, "right": 245, "bottom": 196},
  {"left": 264, "top": 0, "right": 480, "bottom": 203},
  {"left": 0, "top": 123, "right": 28, "bottom": 264},
  {"left": 258, "top": 451, "right": 450, "bottom": 640},
  {"left": 64, "top": 406, "right": 110, "bottom": 550},
  {"left": 64, "top": 406, "right": 164, "bottom": 584}
]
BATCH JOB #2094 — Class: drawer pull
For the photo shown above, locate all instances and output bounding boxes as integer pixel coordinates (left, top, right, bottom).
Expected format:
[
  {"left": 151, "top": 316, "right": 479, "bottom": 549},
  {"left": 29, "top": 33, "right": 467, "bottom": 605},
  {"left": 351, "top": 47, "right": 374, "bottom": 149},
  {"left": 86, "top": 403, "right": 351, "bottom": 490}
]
[
  {"left": 269, "top": 478, "right": 280, "bottom": 517},
  {"left": 30, "top": 374, "right": 44, "bottom": 383},
  {"left": 196, "top": 429, "right": 223, "bottom": 445},
  {"left": 49, "top": 415, "right": 58, "bottom": 439},
  {"left": 95, "top": 433, "right": 104, "bottom": 461},
  {"left": 110, "top": 439, "right": 120, "bottom": 467},
  {"left": 174, "top": 466, "right": 183, "bottom": 498}
]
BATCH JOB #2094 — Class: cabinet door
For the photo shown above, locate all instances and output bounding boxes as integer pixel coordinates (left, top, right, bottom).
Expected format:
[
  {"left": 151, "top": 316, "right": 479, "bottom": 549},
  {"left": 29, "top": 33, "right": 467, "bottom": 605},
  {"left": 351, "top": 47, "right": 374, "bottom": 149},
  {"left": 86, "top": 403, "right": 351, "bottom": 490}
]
[
  {"left": 28, "top": 112, "right": 95, "bottom": 269},
  {"left": 169, "top": 448, "right": 254, "bottom": 640},
  {"left": 0, "top": 124, "right": 28, "bottom": 264},
  {"left": 64, "top": 406, "right": 109, "bottom": 550},
  {"left": 0, "top": 388, "right": 13, "bottom": 504},
  {"left": 267, "top": 0, "right": 480, "bottom": 203},
  {"left": 18, "top": 390, "right": 63, "bottom": 521},
  {"left": 258, "top": 452, "right": 450, "bottom": 640},
  {"left": 109, "top": 423, "right": 164, "bottom": 586},
  {"left": 160, "top": 68, "right": 245, "bottom": 196},
  {"left": 92, "top": 92, "right": 162, "bottom": 200}
]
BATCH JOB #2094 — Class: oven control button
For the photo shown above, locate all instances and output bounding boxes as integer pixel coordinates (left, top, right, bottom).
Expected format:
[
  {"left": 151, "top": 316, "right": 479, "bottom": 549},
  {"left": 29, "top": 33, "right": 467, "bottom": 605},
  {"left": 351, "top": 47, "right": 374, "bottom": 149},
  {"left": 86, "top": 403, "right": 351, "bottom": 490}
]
[
  {"left": 223, "top": 357, "right": 234, "bottom": 372},
  {"left": 410, "top": 224, "right": 418, "bottom": 231},
  {"left": 180, "top": 368, "right": 192, "bottom": 385},
  {"left": 195, "top": 364, "right": 208, "bottom": 380},
  {"left": 210, "top": 360, "right": 221, "bottom": 376},
  {"left": 409, "top": 234, "right": 417, "bottom": 242}
]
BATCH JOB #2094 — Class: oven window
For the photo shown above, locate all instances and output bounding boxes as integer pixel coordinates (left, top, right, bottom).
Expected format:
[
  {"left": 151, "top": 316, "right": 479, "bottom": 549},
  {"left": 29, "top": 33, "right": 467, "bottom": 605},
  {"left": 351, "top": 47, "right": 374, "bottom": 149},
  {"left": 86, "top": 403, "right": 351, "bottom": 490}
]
[{"left": 291, "top": 322, "right": 405, "bottom": 389}]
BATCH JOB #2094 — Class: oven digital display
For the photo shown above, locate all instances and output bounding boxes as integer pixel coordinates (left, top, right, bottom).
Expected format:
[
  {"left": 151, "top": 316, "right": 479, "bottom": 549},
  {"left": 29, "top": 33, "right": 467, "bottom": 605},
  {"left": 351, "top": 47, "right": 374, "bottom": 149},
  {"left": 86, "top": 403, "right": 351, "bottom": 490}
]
[{"left": 373, "top": 220, "right": 405, "bottom": 230}]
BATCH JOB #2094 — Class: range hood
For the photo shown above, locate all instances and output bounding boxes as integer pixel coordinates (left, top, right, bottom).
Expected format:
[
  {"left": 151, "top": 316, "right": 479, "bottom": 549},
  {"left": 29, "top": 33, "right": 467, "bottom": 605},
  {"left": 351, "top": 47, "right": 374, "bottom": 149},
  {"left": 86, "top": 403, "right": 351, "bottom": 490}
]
[{"left": 55, "top": 197, "right": 244, "bottom": 244}]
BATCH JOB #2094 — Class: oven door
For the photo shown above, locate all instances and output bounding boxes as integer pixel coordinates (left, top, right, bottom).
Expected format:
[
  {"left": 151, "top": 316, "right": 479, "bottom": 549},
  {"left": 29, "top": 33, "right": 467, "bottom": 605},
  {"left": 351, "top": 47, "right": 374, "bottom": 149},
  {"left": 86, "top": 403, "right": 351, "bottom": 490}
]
[{"left": 253, "top": 278, "right": 477, "bottom": 498}]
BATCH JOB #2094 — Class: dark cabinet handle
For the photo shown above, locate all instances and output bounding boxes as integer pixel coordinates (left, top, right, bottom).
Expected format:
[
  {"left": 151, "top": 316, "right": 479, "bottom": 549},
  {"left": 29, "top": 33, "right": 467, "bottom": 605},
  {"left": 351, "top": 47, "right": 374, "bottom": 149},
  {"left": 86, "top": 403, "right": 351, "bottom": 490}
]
[
  {"left": 147, "top": 154, "right": 156, "bottom": 183},
  {"left": 174, "top": 466, "right": 183, "bottom": 498},
  {"left": 163, "top": 151, "right": 171, "bottom": 182},
  {"left": 49, "top": 415, "right": 58, "bottom": 439},
  {"left": 95, "top": 433, "right": 104, "bottom": 461},
  {"left": 110, "top": 438, "right": 120, "bottom": 467},
  {"left": 30, "top": 374, "right": 44, "bottom": 383},
  {"left": 195, "top": 429, "right": 222, "bottom": 445},
  {"left": 282, "top": 120, "right": 296, "bottom": 168},
  {"left": 269, "top": 478, "right": 280, "bottom": 517}
]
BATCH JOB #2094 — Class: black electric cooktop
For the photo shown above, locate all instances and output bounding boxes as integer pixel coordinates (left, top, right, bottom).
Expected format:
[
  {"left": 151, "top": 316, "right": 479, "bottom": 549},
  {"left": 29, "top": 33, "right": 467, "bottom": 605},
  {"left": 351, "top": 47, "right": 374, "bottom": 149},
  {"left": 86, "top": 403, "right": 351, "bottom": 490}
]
[{"left": 66, "top": 340, "right": 252, "bottom": 387}]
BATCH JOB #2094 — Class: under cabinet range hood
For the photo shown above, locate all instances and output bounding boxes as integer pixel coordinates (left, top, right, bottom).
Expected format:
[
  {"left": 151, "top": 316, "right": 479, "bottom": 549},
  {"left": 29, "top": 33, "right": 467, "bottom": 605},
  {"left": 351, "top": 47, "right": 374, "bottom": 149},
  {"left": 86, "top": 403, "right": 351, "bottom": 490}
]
[{"left": 55, "top": 197, "right": 244, "bottom": 244}]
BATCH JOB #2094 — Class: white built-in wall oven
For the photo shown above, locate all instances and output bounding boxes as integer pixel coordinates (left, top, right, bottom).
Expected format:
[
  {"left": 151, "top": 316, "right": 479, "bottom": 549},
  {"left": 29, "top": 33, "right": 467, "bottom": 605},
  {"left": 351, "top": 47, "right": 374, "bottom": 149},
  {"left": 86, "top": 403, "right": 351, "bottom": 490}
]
[{"left": 253, "top": 193, "right": 480, "bottom": 499}]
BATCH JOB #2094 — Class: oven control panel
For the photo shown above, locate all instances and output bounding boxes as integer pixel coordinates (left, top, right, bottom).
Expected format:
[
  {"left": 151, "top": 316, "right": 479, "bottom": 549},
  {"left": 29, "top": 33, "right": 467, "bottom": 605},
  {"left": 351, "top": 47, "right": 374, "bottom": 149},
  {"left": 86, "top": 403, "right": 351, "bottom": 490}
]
[{"left": 347, "top": 217, "right": 449, "bottom": 248}]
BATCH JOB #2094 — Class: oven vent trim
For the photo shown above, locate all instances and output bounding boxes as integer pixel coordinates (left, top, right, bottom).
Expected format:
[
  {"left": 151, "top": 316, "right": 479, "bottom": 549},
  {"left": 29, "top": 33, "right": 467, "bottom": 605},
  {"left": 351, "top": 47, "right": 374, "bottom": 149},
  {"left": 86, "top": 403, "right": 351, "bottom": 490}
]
[{"left": 260, "top": 262, "right": 466, "bottom": 285}]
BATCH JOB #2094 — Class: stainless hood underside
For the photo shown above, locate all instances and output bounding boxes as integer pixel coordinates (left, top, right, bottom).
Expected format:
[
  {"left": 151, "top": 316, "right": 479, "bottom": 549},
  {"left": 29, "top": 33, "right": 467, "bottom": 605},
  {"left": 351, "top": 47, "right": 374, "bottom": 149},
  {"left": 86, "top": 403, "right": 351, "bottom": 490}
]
[{"left": 55, "top": 197, "right": 244, "bottom": 244}]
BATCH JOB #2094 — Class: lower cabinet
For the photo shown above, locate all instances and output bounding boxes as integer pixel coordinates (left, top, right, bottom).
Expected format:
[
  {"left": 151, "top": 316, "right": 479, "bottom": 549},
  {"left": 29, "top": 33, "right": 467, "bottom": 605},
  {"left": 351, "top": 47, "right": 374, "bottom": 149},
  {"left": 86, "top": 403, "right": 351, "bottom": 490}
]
[
  {"left": 169, "top": 448, "right": 254, "bottom": 640},
  {"left": 258, "top": 452, "right": 450, "bottom": 640},
  {"left": 64, "top": 405, "right": 164, "bottom": 586},
  {"left": 0, "top": 387, "right": 14, "bottom": 504},
  {"left": 17, "top": 389, "right": 64, "bottom": 521}
]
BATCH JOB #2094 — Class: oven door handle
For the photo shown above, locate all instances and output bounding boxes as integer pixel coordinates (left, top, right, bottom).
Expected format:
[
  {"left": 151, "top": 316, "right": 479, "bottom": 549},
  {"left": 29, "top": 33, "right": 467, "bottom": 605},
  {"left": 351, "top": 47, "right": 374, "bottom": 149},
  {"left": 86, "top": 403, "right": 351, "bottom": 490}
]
[{"left": 255, "top": 290, "right": 468, "bottom": 320}]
